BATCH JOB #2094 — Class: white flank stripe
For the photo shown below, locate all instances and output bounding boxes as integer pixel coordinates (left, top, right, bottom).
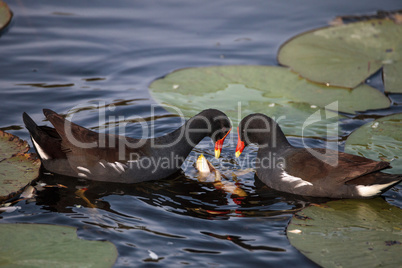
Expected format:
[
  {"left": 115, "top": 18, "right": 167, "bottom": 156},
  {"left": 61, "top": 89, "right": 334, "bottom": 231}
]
[
  {"left": 114, "top": 161, "right": 127, "bottom": 172},
  {"left": 32, "top": 137, "right": 51, "bottom": 160},
  {"left": 108, "top": 162, "right": 123, "bottom": 173},
  {"left": 355, "top": 181, "right": 397, "bottom": 197},
  {"left": 77, "top": 166, "right": 91, "bottom": 174},
  {"left": 281, "top": 171, "right": 313, "bottom": 188}
]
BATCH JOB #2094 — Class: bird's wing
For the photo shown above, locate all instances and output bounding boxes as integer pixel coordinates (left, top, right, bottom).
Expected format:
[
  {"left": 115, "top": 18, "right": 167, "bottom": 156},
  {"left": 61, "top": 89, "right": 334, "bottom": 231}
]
[
  {"left": 284, "top": 148, "right": 390, "bottom": 184},
  {"left": 43, "top": 109, "right": 148, "bottom": 165}
]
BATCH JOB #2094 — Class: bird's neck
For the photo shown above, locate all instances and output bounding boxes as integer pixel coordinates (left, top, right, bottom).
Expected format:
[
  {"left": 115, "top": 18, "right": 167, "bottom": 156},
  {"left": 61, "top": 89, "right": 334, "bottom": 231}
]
[
  {"left": 256, "top": 126, "right": 291, "bottom": 151},
  {"left": 152, "top": 116, "right": 211, "bottom": 157}
]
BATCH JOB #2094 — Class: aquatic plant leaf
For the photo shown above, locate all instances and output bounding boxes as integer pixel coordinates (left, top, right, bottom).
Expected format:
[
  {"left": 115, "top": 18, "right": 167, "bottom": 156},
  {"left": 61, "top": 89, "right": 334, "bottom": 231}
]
[
  {"left": 345, "top": 113, "right": 402, "bottom": 174},
  {"left": 0, "top": 1, "right": 12, "bottom": 31},
  {"left": 278, "top": 19, "right": 402, "bottom": 92},
  {"left": 384, "top": 61, "right": 402, "bottom": 92},
  {"left": 0, "top": 223, "right": 117, "bottom": 267},
  {"left": 287, "top": 198, "right": 402, "bottom": 268},
  {"left": 0, "top": 130, "right": 29, "bottom": 159},
  {"left": 0, "top": 130, "right": 40, "bottom": 200},
  {"left": 328, "top": 10, "right": 402, "bottom": 26},
  {"left": 149, "top": 65, "right": 389, "bottom": 137}
]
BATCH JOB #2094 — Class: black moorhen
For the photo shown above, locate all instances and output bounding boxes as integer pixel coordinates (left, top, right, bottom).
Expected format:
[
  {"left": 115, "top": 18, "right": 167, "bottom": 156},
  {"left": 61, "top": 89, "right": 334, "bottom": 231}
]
[
  {"left": 23, "top": 109, "right": 231, "bottom": 183},
  {"left": 235, "top": 113, "right": 401, "bottom": 198}
]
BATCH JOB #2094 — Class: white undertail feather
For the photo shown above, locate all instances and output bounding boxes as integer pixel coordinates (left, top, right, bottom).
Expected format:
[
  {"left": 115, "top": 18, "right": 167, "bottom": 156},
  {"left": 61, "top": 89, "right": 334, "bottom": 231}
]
[
  {"left": 32, "top": 137, "right": 51, "bottom": 160},
  {"left": 355, "top": 181, "right": 397, "bottom": 197},
  {"left": 280, "top": 171, "right": 313, "bottom": 188}
]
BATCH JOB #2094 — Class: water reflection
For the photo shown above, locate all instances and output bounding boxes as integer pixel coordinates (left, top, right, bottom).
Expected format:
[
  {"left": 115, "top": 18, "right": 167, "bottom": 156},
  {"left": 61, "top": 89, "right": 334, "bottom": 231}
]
[
  {"left": 34, "top": 168, "right": 330, "bottom": 221},
  {"left": 16, "top": 83, "right": 75, "bottom": 88},
  {"left": 201, "top": 231, "right": 285, "bottom": 252},
  {"left": 20, "top": 166, "right": 329, "bottom": 266}
]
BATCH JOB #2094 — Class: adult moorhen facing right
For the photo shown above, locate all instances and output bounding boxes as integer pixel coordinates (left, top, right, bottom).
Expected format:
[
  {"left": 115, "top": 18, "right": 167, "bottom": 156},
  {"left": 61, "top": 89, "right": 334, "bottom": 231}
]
[
  {"left": 235, "top": 113, "right": 401, "bottom": 198},
  {"left": 23, "top": 108, "right": 231, "bottom": 183}
]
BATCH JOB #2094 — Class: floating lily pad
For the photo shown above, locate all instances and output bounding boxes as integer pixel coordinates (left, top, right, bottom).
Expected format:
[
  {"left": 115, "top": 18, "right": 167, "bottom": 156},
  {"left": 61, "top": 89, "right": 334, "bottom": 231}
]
[
  {"left": 329, "top": 10, "right": 402, "bottom": 26},
  {"left": 149, "top": 65, "right": 390, "bottom": 137},
  {"left": 0, "top": 1, "right": 12, "bottom": 31},
  {"left": 287, "top": 198, "right": 402, "bottom": 268},
  {"left": 0, "top": 130, "right": 29, "bottom": 159},
  {"left": 345, "top": 113, "right": 402, "bottom": 174},
  {"left": 0, "top": 130, "right": 40, "bottom": 201},
  {"left": 0, "top": 223, "right": 117, "bottom": 267},
  {"left": 278, "top": 19, "right": 402, "bottom": 92}
]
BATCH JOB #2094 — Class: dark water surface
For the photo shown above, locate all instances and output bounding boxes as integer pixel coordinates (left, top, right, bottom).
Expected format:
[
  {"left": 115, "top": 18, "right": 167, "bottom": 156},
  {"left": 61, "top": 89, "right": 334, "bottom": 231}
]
[{"left": 1, "top": 0, "right": 401, "bottom": 267}]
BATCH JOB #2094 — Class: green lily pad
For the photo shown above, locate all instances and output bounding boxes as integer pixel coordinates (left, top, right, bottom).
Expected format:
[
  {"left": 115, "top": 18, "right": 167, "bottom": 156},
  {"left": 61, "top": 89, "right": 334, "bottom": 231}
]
[
  {"left": 0, "top": 130, "right": 40, "bottom": 201},
  {"left": 0, "top": 130, "right": 29, "bottom": 159},
  {"left": 345, "top": 113, "right": 402, "bottom": 174},
  {"left": 287, "top": 199, "right": 402, "bottom": 268},
  {"left": 0, "top": 1, "right": 12, "bottom": 31},
  {"left": 0, "top": 223, "right": 117, "bottom": 267},
  {"left": 149, "top": 65, "right": 389, "bottom": 137},
  {"left": 278, "top": 19, "right": 402, "bottom": 92}
]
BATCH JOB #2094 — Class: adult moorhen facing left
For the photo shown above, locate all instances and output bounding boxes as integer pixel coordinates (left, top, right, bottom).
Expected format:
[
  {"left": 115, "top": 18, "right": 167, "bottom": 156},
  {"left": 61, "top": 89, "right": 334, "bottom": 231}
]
[
  {"left": 235, "top": 113, "right": 401, "bottom": 198},
  {"left": 23, "top": 109, "right": 231, "bottom": 183}
]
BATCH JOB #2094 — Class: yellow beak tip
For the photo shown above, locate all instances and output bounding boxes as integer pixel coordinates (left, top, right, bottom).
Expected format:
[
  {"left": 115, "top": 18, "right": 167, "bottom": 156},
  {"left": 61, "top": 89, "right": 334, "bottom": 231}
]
[
  {"left": 214, "top": 149, "right": 221, "bottom": 159},
  {"left": 235, "top": 151, "right": 241, "bottom": 158}
]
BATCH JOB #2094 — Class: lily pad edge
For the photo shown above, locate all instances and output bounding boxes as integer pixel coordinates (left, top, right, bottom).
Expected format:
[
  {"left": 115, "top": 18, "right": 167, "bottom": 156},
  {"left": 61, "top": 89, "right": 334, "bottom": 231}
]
[{"left": 277, "top": 17, "right": 402, "bottom": 92}]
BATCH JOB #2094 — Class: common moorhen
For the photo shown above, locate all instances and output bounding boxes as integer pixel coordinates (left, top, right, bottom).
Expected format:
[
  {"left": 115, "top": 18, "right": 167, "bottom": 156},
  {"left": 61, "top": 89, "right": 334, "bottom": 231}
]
[
  {"left": 23, "top": 109, "right": 231, "bottom": 183},
  {"left": 235, "top": 113, "right": 401, "bottom": 198}
]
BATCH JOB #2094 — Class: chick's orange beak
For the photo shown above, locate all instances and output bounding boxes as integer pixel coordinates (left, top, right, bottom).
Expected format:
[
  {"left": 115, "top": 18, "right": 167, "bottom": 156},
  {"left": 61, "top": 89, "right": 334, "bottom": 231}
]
[
  {"left": 214, "top": 128, "right": 231, "bottom": 159},
  {"left": 235, "top": 127, "right": 245, "bottom": 158}
]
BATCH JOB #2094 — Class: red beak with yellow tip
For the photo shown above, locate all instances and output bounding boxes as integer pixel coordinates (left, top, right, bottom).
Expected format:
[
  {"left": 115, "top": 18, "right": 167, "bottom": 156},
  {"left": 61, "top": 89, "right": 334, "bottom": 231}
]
[
  {"left": 214, "top": 128, "right": 231, "bottom": 159},
  {"left": 235, "top": 127, "right": 245, "bottom": 158}
]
